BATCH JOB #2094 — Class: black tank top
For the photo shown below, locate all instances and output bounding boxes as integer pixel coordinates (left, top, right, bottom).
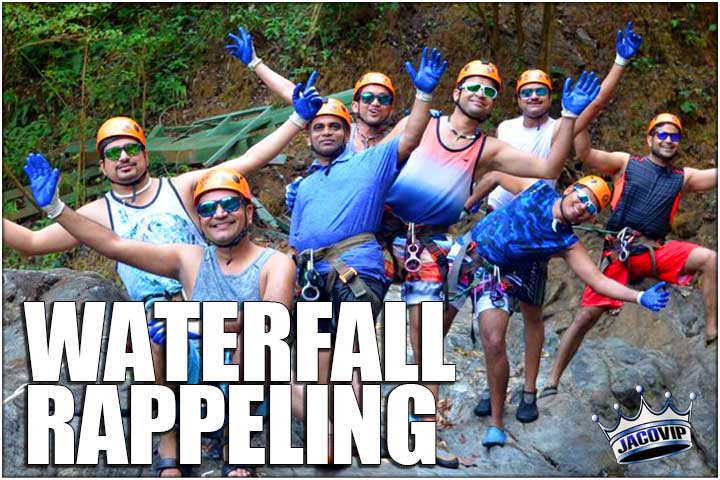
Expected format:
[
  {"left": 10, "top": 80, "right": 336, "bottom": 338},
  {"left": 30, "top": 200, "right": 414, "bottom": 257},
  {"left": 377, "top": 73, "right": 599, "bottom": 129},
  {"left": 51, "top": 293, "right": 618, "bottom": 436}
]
[{"left": 606, "top": 155, "right": 684, "bottom": 241}]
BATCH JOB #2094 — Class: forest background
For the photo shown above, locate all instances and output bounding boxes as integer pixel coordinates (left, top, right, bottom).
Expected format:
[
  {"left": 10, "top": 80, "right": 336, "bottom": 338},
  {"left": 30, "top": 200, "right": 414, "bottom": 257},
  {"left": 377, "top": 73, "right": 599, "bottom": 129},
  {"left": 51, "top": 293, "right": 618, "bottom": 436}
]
[{"left": 2, "top": 3, "right": 717, "bottom": 274}]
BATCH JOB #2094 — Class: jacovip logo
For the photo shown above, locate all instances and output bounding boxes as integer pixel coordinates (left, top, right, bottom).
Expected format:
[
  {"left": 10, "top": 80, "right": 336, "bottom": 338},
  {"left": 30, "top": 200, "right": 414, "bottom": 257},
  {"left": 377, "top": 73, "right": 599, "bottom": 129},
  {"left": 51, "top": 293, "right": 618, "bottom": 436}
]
[{"left": 591, "top": 385, "right": 696, "bottom": 464}]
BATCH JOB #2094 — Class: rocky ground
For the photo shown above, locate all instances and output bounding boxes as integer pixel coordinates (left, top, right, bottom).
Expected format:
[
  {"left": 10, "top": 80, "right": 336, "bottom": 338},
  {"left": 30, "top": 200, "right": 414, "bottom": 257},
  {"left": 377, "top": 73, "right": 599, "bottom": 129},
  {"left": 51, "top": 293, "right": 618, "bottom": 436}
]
[{"left": 3, "top": 257, "right": 717, "bottom": 476}]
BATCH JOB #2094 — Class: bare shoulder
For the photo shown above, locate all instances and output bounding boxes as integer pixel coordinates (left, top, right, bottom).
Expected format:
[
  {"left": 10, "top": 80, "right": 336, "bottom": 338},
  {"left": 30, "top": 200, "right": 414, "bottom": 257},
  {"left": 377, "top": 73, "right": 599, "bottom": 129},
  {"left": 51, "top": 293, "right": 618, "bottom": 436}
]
[
  {"left": 264, "top": 249, "right": 296, "bottom": 275},
  {"left": 77, "top": 197, "right": 112, "bottom": 226}
]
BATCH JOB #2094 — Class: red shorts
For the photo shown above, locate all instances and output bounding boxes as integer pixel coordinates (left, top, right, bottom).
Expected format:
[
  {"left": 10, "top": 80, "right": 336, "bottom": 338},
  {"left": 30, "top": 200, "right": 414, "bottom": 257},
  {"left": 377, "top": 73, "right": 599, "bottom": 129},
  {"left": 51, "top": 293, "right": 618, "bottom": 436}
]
[{"left": 581, "top": 240, "right": 700, "bottom": 309}]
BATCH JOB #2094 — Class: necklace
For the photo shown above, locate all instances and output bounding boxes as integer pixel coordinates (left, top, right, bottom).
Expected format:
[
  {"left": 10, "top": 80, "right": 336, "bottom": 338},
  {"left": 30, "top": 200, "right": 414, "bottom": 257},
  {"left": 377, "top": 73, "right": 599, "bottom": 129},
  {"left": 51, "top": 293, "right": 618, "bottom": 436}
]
[
  {"left": 114, "top": 177, "right": 153, "bottom": 200},
  {"left": 447, "top": 116, "right": 480, "bottom": 140}
]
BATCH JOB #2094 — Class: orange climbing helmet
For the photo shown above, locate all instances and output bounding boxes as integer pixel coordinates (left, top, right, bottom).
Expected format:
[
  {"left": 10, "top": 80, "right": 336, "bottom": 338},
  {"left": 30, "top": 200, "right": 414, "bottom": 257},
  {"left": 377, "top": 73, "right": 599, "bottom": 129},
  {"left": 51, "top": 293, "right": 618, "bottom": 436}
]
[
  {"left": 193, "top": 168, "right": 252, "bottom": 206},
  {"left": 574, "top": 175, "right": 612, "bottom": 211},
  {"left": 647, "top": 113, "right": 683, "bottom": 135},
  {"left": 309, "top": 98, "right": 352, "bottom": 130},
  {"left": 515, "top": 69, "right": 552, "bottom": 94},
  {"left": 353, "top": 72, "right": 396, "bottom": 104},
  {"left": 456, "top": 60, "right": 503, "bottom": 91},
  {"left": 96, "top": 117, "right": 146, "bottom": 155}
]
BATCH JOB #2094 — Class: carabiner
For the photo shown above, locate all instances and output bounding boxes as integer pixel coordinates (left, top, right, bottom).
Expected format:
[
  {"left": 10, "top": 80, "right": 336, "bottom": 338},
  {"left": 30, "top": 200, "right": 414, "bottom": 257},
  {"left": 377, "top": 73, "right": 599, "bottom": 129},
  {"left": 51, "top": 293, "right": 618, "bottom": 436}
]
[
  {"left": 404, "top": 222, "right": 422, "bottom": 273},
  {"left": 301, "top": 283, "right": 321, "bottom": 301}
]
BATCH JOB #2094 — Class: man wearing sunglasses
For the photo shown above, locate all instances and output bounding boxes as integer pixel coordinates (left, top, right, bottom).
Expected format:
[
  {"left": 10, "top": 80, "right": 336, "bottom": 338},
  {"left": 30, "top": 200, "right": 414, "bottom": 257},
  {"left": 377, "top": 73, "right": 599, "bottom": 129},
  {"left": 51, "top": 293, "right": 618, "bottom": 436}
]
[
  {"left": 5, "top": 78, "right": 323, "bottom": 477},
  {"left": 23, "top": 161, "right": 297, "bottom": 477},
  {"left": 543, "top": 112, "right": 718, "bottom": 398},
  {"left": 445, "top": 172, "right": 670, "bottom": 447},
  {"left": 377, "top": 58, "right": 600, "bottom": 462},
  {"left": 468, "top": 20, "right": 643, "bottom": 425},
  {"left": 225, "top": 27, "right": 398, "bottom": 213}
]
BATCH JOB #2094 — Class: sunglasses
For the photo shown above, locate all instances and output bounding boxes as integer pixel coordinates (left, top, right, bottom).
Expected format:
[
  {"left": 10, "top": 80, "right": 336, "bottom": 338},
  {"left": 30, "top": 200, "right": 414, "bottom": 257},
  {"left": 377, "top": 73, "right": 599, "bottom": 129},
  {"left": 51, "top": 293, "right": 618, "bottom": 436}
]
[
  {"left": 103, "top": 143, "right": 144, "bottom": 161},
  {"left": 197, "top": 195, "right": 245, "bottom": 218},
  {"left": 573, "top": 185, "right": 598, "bottom": 216},
  {"left": 655, "top": 131, "right": 681, "bottom": 142},
  {"left": 519, "top": 86, "right": 550, "bottom": 98},
  {"left": 460, "top": 82, "right": 498, "bottom": 99},
  {"left": 358, "top": 91, "right": 393, "bottom": 106}
]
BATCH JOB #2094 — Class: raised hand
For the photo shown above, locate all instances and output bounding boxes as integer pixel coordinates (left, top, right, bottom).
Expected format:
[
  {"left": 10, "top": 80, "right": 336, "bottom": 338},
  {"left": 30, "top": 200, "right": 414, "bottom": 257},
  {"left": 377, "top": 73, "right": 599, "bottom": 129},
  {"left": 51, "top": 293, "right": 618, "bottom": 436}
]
[
  {"left": 638, "top": 282, "right": 670, "bottom": 312},
  {"left": 616, "top": 21, "right": 643, "bottom": 60},
  {"left": 405, "top": 46, "right": 448, "bottom": 94},
  {"left": 226, "top": 26, "right": 255, "bottom": 65},
  {"left": 285, "top": 177, "right": 303, "bottom": 212},
  {"left": 561, "top": 71, "right": 601, "bottom": 117},
  {"left": 292, "top": 70, "right": 323, "bottom": 121},
  {"left": 23, "top": 153, "right": 62, "bottom": 215}
]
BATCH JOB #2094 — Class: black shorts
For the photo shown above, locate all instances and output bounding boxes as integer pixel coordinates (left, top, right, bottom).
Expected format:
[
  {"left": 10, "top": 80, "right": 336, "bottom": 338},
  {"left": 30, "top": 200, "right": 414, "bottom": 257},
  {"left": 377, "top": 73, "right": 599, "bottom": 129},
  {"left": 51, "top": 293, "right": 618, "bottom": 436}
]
[
  {"left": 313, "top": 274, "right": 389, "bottom": 334},
  {"left": 508, "top": 260, "right": 548, "bottom": 306}
]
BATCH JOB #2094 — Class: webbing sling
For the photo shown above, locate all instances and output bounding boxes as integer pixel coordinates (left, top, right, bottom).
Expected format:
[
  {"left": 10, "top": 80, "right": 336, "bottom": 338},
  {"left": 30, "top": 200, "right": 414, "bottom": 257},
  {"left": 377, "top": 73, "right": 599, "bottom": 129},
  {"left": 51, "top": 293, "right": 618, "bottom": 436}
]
[
  {"left": 600, "top": 228, "right": 661, "bottom": 280},
  {"left": 298, "top": 232, "right": 381, "bottom": 307}
]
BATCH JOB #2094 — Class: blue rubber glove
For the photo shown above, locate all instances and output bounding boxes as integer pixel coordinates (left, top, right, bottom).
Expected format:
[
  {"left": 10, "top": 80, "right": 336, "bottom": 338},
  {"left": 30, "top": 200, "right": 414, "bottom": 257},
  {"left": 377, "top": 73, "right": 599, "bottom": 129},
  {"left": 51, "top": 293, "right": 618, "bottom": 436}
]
[
  {"left": 561, "top": 71, "right": 601, "bottom": 116},
  {"left": 638, "top": 282, "right": 670, "bottom": 312},
  {"left": 616, "top": 21, "right": 643, "bottom": 60},
  {"left": 285, "top": 177, "right": 303, "bottom": 212},
  {"left": 405, "top": 47, "right": 448, "bottom": 94},
  {"left": 148, "top": 320, "right": 167, "bottom": 346},
  {"left": 148, "top": 319, "right": 201, "bottom": 345},
  {"left": 23, "top": 153, "right": 60, "bottom": 208},
  {"left": 292, "top": 71, "right": 323, "bottom": 121},
  {"left": 225, "top": 27, "right": 255, "bottom": 65}
]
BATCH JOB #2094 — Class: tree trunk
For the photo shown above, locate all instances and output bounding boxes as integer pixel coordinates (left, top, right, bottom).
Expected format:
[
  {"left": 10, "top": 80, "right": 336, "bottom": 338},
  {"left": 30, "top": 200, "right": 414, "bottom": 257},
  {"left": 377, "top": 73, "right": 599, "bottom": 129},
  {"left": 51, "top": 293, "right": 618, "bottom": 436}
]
[
  {"left": 539, "top": 4, "right": 554, "bottom": 72},
  {"left": 514, "top": 4, "right": 524, "bottom": 59}
]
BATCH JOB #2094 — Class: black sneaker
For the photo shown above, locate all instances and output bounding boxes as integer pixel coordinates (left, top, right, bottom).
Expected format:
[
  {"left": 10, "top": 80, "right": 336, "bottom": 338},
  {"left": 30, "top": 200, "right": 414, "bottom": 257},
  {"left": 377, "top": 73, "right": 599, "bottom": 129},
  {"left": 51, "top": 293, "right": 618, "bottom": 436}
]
[
  {"left": 516, "top": 390, "right": 539, "bottom": 423},
  {"left": 474, "top": 389, "right": 491, "bottom": 417}
]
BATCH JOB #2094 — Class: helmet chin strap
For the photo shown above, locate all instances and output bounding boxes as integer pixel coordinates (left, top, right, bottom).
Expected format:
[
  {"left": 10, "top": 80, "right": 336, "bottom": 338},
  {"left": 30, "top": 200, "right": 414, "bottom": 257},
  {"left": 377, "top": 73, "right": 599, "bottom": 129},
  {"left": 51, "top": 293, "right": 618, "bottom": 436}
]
[
  {"left": 454, "top": 99, "right": 489, "bottom": 123},
  {"left": 558, "top": 192, "right": 581, "bottom": 226},
  {"left": 211, "top": 215, "right": 250, "bottom": 265},
  {"left": 108, "top": 168, "right": 150, "bottom": 203}
]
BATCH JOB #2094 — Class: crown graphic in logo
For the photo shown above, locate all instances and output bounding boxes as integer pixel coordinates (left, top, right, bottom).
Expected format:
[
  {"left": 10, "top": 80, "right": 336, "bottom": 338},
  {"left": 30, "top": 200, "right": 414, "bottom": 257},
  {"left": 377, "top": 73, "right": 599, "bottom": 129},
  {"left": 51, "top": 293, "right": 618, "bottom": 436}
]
[{"left": 591, "top": 385, "right": 696, "bottom": 464}]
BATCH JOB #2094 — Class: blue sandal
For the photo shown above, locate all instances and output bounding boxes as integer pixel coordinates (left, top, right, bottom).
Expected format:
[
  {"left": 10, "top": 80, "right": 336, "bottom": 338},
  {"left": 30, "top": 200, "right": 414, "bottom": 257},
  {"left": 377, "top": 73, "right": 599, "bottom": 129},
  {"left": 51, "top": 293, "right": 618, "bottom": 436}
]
[{"left": 481, "top": 425, "right": 506, "bottom": 448}]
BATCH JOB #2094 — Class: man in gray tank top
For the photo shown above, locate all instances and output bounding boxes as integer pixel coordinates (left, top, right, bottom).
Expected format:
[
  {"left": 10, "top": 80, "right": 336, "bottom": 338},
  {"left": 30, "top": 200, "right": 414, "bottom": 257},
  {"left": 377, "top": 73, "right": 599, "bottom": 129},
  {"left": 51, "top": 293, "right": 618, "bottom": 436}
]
[{"left": 21, "top": 78, "right": 322, "bottom": 476}]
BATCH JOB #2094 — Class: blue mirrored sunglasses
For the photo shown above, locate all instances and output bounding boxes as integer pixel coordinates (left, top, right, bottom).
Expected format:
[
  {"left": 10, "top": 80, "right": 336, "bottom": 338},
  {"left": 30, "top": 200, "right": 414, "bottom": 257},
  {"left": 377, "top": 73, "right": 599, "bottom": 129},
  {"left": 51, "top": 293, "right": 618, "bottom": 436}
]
[
  {"left": 358, "top": 91, "right": 393, "bottom": 106},
  {"left": 197, "top": 195, "right": 244, "bottom": 218},
  {"left": 655, "top": 131, "right": 681, "bottom": 142},
  {"left": 573, "top": 185, "right": 598, "bottom": 216},
  {"left": 519, "top": 86, "right": 549, "bottom": 98}
]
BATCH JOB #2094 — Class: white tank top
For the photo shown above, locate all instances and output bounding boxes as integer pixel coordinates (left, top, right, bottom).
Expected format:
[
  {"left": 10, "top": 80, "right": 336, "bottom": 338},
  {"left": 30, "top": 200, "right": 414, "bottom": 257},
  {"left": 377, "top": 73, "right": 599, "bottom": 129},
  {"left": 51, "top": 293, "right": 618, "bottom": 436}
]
[
  {"left": 488, "top": 115, "right": 558, "bottom": 210},
  {"left": 105, "top": 177, "right": 206, "bottom": 304}
]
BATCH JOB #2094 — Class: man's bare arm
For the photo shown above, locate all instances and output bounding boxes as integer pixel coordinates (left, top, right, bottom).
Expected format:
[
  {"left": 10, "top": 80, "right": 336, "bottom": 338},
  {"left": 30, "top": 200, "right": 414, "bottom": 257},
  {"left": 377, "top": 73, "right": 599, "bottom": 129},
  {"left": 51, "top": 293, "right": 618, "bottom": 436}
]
[
  {"left": 683, "top": 167, "right": 718, "bottom": 193},
  {"left": 3, "top": 199, "right": 108, "bottom": 256}
]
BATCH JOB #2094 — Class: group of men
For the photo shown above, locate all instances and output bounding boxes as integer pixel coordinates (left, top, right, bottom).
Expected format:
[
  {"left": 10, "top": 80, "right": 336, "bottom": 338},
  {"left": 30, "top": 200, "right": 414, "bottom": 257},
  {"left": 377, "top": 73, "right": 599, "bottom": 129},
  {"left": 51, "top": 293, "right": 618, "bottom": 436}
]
[{"left": 5, "top": 19, "right": 717, "bottom": 477}]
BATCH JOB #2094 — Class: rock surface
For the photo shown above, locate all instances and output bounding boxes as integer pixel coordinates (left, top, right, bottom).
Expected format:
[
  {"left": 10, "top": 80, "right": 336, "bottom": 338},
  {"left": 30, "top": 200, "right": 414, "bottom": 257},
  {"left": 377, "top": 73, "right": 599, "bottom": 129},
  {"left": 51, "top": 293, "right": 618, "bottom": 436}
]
[{"left": 2, "top": 267, "right": 717, "bottom": 476}]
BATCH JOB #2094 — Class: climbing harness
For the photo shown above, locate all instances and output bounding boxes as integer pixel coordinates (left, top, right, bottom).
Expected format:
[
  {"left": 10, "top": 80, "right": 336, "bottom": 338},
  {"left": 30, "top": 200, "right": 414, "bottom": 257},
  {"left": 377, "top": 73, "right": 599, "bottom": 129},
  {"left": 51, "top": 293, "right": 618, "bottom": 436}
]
[
  {"left": 295, "top": 232, "right": 381, "bottom": 307},
  {"left": 572, "top": 224, "right": 662, "bottom": 280}
]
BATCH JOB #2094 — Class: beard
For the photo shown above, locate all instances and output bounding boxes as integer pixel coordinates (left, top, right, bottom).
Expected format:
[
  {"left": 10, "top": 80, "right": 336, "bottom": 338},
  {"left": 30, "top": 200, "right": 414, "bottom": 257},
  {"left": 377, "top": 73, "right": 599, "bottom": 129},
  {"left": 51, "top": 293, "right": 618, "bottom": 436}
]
[
  {"left": 454, "top": 98, "right": 490, "bottom": 123},
  {"left": 651, "top": 145, "right": 677, "bottom": 162},
  {"left": 357, "top": 110, "right": 389, "bottom": 128}
]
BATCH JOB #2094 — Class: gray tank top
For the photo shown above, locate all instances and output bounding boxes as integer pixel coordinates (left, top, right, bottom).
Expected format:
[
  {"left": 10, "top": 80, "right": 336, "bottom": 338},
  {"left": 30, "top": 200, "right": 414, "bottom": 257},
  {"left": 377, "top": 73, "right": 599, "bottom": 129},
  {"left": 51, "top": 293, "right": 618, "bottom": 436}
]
[{"left": 190, "top": 246, "right": 276, "bottom": 303}]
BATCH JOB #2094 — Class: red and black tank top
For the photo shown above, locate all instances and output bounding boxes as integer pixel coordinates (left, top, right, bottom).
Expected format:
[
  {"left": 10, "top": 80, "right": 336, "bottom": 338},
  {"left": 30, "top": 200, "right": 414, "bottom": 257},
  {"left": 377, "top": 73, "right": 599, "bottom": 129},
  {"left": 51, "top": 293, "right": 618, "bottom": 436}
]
[{"left": 606, "top": 155, "right": 684, "bottom": 241}]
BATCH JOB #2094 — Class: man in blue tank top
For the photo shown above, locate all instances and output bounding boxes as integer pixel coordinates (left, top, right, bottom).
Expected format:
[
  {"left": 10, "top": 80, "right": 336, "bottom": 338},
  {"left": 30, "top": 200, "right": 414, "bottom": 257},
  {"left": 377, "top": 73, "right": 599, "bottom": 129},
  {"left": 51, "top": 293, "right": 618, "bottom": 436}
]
[
  {"left": 544, "top": 113, "right": 718, "bottom": 397},
  {"left": 446, "top": 174, "right": 671, "bottom": 448},
  {"left": 25, "top": 163, "right": 297, "bottom": 477},
  {"left": 17, "top": 81, "right": 322, "bottom": 477}
]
